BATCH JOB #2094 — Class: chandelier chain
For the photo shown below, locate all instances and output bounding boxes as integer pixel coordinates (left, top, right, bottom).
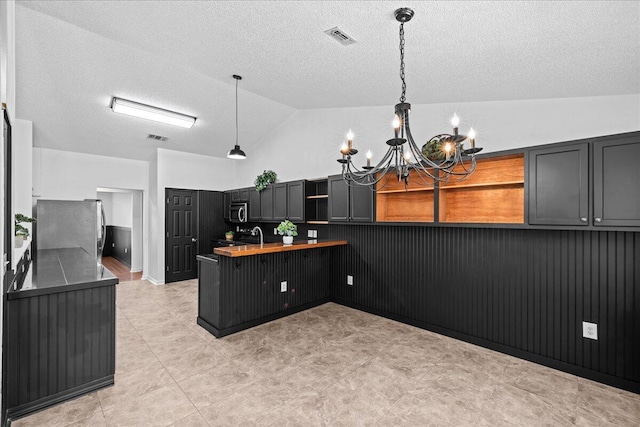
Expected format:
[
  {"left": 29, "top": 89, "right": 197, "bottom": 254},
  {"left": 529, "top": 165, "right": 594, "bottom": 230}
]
[{"left": 399, "top": 22, "right": 406, "bottom": 103}]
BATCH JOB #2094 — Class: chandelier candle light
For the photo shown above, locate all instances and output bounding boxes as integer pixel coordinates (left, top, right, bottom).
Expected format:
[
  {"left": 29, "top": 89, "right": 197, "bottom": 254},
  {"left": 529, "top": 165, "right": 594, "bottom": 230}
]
[{"left": 338, "top": 7, "right": 482, "bottom": 189}]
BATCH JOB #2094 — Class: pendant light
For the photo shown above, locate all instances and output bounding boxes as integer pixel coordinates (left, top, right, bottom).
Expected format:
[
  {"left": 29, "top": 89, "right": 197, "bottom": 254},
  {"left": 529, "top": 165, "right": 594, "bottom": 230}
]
[{"left": 227, "top": 74, "right": 247, "bottom": 160}]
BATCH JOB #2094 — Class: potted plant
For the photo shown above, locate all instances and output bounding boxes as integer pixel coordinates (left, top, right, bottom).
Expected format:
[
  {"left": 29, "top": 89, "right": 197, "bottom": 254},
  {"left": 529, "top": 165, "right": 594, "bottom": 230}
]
[
  {"left": 255, "top": 170, "right": 277, "bottom": 192},
  {"left": 225, "top": 230, "right": 234, "bottom": 241},
  {"left": 277, "top": 220, "right": 298, "bottom": 245},
  {"left": 15, "top": 213, "right": 36, "bottom": 248}
]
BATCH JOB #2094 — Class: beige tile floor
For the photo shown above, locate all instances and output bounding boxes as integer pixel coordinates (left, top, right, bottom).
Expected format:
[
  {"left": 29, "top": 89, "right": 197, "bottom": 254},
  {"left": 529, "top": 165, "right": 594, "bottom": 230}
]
[{"left": 13, "top": 279, "right": 640, "bottom": 426}]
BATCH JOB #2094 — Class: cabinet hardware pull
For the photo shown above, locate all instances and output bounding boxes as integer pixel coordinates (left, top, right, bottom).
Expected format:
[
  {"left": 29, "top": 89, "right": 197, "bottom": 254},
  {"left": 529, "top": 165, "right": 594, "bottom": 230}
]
[
  {"left": 595, "top": 217, "right": 602, "bottom": 223},
  {"left": 580, "top": 217, "right": 587, "bottom": 222}
]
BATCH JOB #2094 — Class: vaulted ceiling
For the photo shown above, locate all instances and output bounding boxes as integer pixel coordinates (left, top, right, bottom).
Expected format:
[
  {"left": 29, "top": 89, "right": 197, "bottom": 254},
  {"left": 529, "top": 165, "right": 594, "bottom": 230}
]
[{"left": 14, "top": 1, "right": 640, "bottom": 160}]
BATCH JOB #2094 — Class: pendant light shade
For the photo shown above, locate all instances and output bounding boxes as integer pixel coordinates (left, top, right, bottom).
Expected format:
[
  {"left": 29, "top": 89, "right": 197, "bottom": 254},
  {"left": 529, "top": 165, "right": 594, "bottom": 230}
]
[
  {"left": 227, "top": 144, "right": 246, "bottom": 159},
  {"left": 227, "top": 75, "right": 247, "bottom": 160}
]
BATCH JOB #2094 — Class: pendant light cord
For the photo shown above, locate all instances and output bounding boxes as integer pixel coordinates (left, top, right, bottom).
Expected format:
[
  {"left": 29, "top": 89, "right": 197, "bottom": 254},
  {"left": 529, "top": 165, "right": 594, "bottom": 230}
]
[{"left": 235, "top": 77, "right": 239, "bottom": 146}]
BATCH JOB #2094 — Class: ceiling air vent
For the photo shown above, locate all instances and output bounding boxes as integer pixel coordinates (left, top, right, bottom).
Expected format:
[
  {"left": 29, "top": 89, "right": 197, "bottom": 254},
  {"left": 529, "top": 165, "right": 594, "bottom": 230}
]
[
  {"left": 324, "top": 27, "right": 357, "bottom": 46},
  {"left": 147, "top": 134, "right": 168, "bottom": 142}
]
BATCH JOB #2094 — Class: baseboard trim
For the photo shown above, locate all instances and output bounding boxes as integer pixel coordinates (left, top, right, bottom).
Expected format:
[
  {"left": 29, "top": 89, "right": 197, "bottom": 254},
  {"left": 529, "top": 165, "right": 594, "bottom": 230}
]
[
  {"left": 7, "top": 376, "right": 114, "bottom": 422},
  {"left": 143, "top": 275, "right": 164, "bottom": 286},
  {"left": 197, "top": 297, "right": 331, "bottom": 338}
]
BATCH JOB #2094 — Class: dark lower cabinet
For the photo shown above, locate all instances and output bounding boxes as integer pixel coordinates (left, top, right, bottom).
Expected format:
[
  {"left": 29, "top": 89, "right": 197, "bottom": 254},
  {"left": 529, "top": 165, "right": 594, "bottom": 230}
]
[
  {"left": 197, "top": 249, "right": 331, "bottom": 337},
  {"left": 328, "top": 174, "right": 374, "bottom": 222}
]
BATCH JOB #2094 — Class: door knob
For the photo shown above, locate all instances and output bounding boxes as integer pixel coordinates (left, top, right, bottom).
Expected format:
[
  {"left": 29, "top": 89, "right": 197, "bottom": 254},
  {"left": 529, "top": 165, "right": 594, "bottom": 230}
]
[{"left": 192, "top": 237, "right": 198, "bottom": 242}]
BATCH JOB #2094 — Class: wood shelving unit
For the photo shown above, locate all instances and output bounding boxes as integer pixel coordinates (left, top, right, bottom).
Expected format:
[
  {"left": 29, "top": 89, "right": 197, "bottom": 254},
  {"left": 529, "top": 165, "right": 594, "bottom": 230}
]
[
  {"left": 375, "top": 153, "right": 525, "bottom": 224},
  {"left": 439, "top": 154, "right": 525, "bottom": 223},
  {"left": 376, "top": 170, "right": 435, "bottom": 222},
  {"left": 305, "top": 178, "right": 329, "bottom": 224}
]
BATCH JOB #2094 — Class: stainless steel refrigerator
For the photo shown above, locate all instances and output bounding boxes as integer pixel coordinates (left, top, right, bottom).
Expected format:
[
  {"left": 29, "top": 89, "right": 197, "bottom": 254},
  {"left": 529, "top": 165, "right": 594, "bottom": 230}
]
[{"left": 36, "top": 199, "right": 106, "bottom": 263}]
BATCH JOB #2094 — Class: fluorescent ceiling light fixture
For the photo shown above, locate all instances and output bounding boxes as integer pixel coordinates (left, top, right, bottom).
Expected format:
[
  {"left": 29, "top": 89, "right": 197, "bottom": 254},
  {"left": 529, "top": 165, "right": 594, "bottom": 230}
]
[{"left": 111, "top": 97, "right": 196, "bottom": 128}]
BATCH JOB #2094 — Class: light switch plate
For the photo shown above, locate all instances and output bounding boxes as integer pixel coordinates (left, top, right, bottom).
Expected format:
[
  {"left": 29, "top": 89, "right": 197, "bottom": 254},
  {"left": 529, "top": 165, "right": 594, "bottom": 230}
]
[
  {"left": 281, "top": 281, "right": 287, "bottom": 292},
  {"left": 347, "top": 275, "right": 353, "bottom": 285},
  {"left": 582, "top": 321, "right": 598, "bottom": 340},
  {"left": 307, "top": 230, "right": 314, "bottom": 238}
]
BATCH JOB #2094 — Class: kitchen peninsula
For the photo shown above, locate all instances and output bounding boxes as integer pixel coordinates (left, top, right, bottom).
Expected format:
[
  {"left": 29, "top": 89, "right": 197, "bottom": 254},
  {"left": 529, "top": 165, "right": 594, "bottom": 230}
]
[
  {"left": 197, "top": 239, "right": 347, "bottom": 337},
  {"left": 5, "top": 247, "right": 118, "bottom": 419}
]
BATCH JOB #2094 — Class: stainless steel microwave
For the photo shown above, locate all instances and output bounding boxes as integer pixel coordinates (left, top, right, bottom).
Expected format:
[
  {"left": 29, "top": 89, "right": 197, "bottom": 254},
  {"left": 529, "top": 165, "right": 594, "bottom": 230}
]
[{"left": 229, "top": 202, "right": 248, "bottom": 223}]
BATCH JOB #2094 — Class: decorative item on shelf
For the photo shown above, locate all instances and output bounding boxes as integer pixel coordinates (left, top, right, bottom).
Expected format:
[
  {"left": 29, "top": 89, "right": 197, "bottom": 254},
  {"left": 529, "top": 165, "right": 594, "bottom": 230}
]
[
  {"left": 337, "top": 7, "right": 482, "bottom": 190},
  {"left": 15, "top": 213, "right": 36, "bottom": 248},
  {"left": 225, "top": 230, "right": 234, "bottom": 241},
  {"left": 227, "top": 74, "right": 247, "bottom": 160},
  {"left": 255, "top": 170, "right": 277, "bottom": 192},
  {"left": 277, "top": 220, "right": 298, "bottom": 245}
]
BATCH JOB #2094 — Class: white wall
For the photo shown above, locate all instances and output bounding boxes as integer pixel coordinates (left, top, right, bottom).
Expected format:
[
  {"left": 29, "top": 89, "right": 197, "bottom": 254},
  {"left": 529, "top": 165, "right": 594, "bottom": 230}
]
[
  {"left": 236, "top": 94, "right": 640, "bottom": 186},
  {"left": 147, "top": 148, "right": 237, "bottom": 284},
  {"left": 12, "top": 118, "right": 32, "bottom": 267},
  {"left": 111, "top": 192, "right": 132, "bottom": 228},
  {"left": 131, "top": 190, "right": 143, "bottom": 272},
  {"left": 33, "top": 147, "right": 150, "bottom": 277}
]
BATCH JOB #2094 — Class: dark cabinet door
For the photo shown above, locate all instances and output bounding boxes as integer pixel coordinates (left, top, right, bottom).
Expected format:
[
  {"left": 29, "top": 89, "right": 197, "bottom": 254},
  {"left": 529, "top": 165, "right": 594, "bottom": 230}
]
[
  {"left": 328, "top": 175, "right": 349, "bottom": 222},
  {"left": 273, "top": 183, "right": 288, "bottom": 221},
  {"left": 238, "top": 188, "right": 250, "bottom": 202},
  {"left": 260, "top": 186, "right": 274, "bottom": 221},
  {"left": 249, "top": 188, "right": 261, "bottom": 221},
  {"left": 223, "top": 192, "right": 231, "bottom": 220},
  {"left": 230, "top": 190, "right": 240, "bottom": 202},
  {"left": 286, "top": 180, "right": 305, "bottom": 222},
  {"left": 528, "top": 143, "right": 589, "bottom": 225},
  {"left": 349, "top": 180, "right": 375, "bottom": 222},
  {"left": 593, "top": 136, "right": 640, "bottom": 226}
]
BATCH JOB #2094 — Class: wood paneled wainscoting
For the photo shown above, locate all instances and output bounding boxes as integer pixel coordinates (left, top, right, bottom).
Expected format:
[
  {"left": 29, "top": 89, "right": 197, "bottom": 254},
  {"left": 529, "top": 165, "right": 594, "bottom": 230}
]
[{"left": 328, "top": 224, "right": 640, "bottom": 393}]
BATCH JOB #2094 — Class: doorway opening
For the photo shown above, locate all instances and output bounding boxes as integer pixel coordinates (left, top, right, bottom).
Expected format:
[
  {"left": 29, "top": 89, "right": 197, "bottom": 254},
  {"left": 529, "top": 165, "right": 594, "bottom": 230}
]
[{"left": 96, "top": 188, "right": 143, "bottom": 278}]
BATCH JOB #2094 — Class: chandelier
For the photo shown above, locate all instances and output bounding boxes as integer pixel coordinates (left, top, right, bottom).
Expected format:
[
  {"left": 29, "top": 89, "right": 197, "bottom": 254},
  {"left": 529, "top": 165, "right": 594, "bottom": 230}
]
[{"left": 338, "top": 7, "right": 482, "bottom": 189}]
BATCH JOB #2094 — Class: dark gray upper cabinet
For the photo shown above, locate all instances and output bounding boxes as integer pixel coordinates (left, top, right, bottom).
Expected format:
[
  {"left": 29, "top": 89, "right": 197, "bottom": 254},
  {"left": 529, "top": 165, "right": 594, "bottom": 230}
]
[
  {"left": 528, "top": 143, "right": 589, "bottom": 225},
  {"left": 286, "top": 180, "right": 305, "bottom": 222},
  {"left": 249, "top": 188, "right": 261, "bottom": 221},
  {"left": 260, "top": 186, "right": 274, "bottom": 221},
  {"left": 230, "top": 188, "right": 250, "bottom": 203},
  {"left": 328, "top": 175, "right": 349, "bottom": 221},
  {"left": 593, "top": 136, "right": 640, "bottom": 227},
  {"left": 223, "top": 192, "right": 231, "bottom": 220},
  {"left": 528, "top": 132, "right": 640, "bottom": 227},
  {"left": 328, "top": 174, "right": 374, "bottom": 222},
  {"left": 273, "top": 183, "right": 288, "bottom": 221}
]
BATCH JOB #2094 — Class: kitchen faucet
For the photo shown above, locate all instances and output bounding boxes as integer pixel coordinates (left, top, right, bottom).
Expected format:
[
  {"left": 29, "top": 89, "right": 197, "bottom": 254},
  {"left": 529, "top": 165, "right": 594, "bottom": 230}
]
[{"left": 251, "top": 226, "right": 264, "bottom": 247}]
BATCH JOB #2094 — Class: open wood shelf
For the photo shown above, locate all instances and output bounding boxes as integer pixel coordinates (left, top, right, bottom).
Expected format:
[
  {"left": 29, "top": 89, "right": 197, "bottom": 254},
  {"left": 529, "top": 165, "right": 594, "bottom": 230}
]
[
  {"left": 377, "top": 191, "right": 435, "bottom": 223},
  {"left": 305, "top": 179, "right": 329, "bottom": 223},
  {"left": 375, "top": 153, "right": 525, "bottom": 224},
  {"left": 439, "top": 182, "right": 524, "bottom": 223}
]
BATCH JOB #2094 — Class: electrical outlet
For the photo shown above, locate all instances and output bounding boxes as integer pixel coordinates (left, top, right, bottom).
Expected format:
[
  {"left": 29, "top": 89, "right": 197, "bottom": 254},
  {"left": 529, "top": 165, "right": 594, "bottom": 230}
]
[
  {"left": 347, "top": 275, "right": 353, "bottom": 285},
  {"left": 583, "top": 321, "right": 598, "bottom": 340},
  {"left": 274, "top": 228, "right": 278, "bottom": 235},
  {"left": 281, "top": 281, "right": 287, "bottom": 292},
  {"left": 124, "top": 248, "right": 128, "bottom": 253}
]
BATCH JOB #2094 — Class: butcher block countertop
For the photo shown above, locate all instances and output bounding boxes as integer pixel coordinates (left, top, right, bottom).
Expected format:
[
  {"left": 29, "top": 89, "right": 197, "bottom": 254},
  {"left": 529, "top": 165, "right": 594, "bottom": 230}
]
[{"left": 213, "top": 239, "right": 348, "bottom": 257}]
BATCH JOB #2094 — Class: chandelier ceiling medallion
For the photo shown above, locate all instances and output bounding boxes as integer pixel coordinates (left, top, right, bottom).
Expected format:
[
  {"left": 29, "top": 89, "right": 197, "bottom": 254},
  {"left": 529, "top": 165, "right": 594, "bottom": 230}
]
[{"left": 338, "top": 7, "right": 482, "bottom": 189}]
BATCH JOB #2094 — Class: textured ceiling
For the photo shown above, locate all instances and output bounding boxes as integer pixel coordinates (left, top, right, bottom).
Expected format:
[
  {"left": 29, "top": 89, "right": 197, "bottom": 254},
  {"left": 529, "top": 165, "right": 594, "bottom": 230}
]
[{"left": 15, "top": 1, "right": 640, "bottom": 161}]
